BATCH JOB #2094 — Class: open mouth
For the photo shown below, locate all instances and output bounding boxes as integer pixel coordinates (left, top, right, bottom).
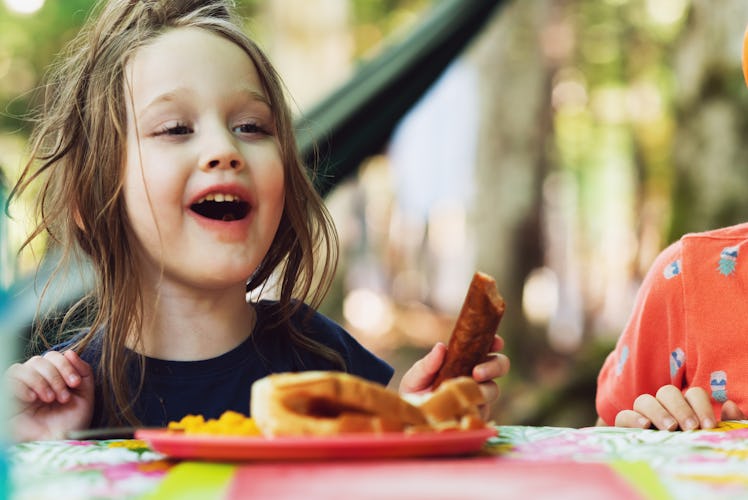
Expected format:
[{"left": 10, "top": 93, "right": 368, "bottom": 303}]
[{"left": 190, "top": 193, "right": 250, "bottom": 221}]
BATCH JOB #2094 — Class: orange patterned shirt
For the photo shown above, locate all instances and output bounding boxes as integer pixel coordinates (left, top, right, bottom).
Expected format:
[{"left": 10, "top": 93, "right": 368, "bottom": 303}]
[{"left": 596, "top": 223, "right": 748, "bottom": 425}]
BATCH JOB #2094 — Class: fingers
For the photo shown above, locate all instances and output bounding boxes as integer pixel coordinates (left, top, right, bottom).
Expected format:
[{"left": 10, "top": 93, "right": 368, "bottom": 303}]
[
  {"left": 8, "top": 355, "right": 65, "bottom": 404},
  {"left": 472, "top": 337, "right": 507, "bottom": 417},
  {"left": 422, "top": 342, "right": 447, "bottom": 373},
  {"left": 683, "top": 387, "right": 717, "bottom": 429},
  {"left": 398, "top": 343, "right": 447, "bottom": 394},
  {"left": 471, "top": 335, "right": 509, "bottom": 381},
  {"left": 614, "top": 409, "right": 652, "bottom": 429},
  {"left": 631, "top": 393, "right": 677, "bottom": 430},
  {"left": 629, "top": 385, "right": 716, "bottom": 431},
  {"left": 472, "top": 352, "right": 510, "bottom": 382},
  {"left": 490, "top": 335, "right": 505, "bottom": 352},
  {"left": 6, "top": 351, "right": 88, "bottom": 406},
  {"left": 401, "top": 335, "right": 508, "bottom": 395},
  {"left": 721, "top": 400, "right": 746, "bottom": 421},
  {"left": 475, "top": 380, "right": 500, "bottom": 421},
  {"left": 5, "top": 362, "right": 39, "bottom": 404},
  {"left": 64, "top": 350, "right": 93, "bottom": 380},
  {"left": 23, "top": 352, "right": 72, "bottom": 404},
  {"left": 478, "top": 379, "right": 500, "bottom": 406}
]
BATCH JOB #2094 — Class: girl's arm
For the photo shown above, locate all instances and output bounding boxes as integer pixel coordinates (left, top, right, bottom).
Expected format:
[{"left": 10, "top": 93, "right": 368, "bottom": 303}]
[{"left": 596, "top": 239, "right": 738, "bottom": 431}]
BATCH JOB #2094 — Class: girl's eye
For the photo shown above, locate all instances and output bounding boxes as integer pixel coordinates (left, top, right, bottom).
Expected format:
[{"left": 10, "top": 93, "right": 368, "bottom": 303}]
[
  {"left": 233, "top": 123, "right": 269, "bottom": 135},
  {"left": 155, "top": 123, "right": 192, "bottom": 136}
]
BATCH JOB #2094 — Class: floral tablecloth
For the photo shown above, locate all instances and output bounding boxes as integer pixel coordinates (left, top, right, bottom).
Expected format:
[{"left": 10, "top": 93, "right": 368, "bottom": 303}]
[
  {"left": 8, "top": 422, "right": 748, "bottom": 499},
  {"left": 492, "top": 422, "right": 748, "bottom": 500},
  {"left": 8, "top": 439, "right": 168, "bottom": 499}
]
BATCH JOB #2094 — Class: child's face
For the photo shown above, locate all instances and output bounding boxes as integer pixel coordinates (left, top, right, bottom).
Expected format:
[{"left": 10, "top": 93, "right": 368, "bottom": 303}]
[{"left": 123, "top": 27, "right": 285, "bottom": 290}]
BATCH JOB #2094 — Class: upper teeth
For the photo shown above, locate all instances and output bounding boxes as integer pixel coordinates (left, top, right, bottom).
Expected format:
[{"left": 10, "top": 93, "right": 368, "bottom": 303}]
[{"left": 195, "top": 193, "right": 241, "bottom": 203}]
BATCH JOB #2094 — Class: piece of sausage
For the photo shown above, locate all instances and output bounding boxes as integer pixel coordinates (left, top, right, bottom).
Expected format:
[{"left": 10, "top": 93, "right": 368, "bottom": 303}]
[{"left": 431, "top": 272, "right": 505, "bottom": 389}]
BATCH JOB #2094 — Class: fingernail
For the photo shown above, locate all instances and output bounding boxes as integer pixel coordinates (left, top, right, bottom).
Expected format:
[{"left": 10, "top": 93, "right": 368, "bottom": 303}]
[
  {"left": 68, "top": 374, "right": 79, "bottom": 385},
  {"left": 702, "top": 418, "right": 715, "bottom": 429},
  {"left": 637, "top": 417, "right": 650, "bottom": 428},
  {"left": 663, "top": 417, "right": 677, "bottom": 430},
  {"left": 683, "top": 418, "right": 697, "bottom": 430},
  {"left": 44, "top": 389, "right": 55, "bottom": 401},
  {"left": 59, "top": 389, "right": 70, "bottom": 402}
]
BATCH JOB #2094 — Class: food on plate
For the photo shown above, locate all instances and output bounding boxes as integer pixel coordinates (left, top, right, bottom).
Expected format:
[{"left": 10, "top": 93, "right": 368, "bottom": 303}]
[
  {"left": 431, "top": 271, "right": 505, "bottom": 389},
  {"left": 411, "top": 376, "right": 486, "bottom": 431},
  {"left": 168, "top": 410, "right": 261, "bottom": 436},
  {"left": 250, "top": 371, "right": 487, "bottom": 437},
  {"left": 250, "top": 371, "right": 426, "bottom": 436}
]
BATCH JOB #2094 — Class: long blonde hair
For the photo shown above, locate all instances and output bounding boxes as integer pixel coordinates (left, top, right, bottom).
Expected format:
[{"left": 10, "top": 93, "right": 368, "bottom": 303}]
[{"left": 10, "top": 0, "right": 342, "bottom": 426}]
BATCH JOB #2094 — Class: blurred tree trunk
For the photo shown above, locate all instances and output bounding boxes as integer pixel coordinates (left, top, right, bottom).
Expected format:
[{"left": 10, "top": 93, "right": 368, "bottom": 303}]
[
  {"left": 468, "top": 0, "right": 554, "bottom": 377},
  {"left": 670, "top": 0, "right": 748, "bottom": 238}
]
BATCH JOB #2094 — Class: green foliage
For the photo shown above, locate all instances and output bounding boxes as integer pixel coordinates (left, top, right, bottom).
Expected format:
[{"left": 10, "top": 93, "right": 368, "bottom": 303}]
[{"left": 0, "top": 0, "right": 95, "bottom": 133}]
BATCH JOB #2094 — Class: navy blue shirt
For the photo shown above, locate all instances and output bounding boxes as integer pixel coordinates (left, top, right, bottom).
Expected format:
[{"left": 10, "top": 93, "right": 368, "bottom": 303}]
[{"left": 54, "top": 300, "right": 393, "bottom": 427}]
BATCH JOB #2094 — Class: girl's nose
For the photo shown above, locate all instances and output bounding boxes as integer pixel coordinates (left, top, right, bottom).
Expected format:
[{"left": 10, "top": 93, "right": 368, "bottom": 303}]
[
  {"left": 199, "top": 132, "right": 245, "bottom": 172},
  {"left": 205, "top": 157, "right": 242, "bottom": 170}
]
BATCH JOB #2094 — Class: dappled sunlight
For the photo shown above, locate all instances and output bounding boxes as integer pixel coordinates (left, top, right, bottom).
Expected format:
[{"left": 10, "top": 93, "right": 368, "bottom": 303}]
[
  {"left": 343, "top": 288, "right": 394, "bottom": 338},
  {"left": 522, "top": 267, "right": 559, "bottom": 327},
  {"left": 646, "top": 0, "right": 689, "bottom": 27},
  {"left": 3, "top": 0, "right": 43, "bottom": 15}
]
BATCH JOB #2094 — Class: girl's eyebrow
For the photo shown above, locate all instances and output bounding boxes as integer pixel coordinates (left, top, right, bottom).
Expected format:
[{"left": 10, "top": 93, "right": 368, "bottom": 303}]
[
  {"left": 138, "top": 88, "right": 192, "bottom": 116},
  {"left": 139, "top": 87, "right": 271, "bottom": 115},
  {"left": 235, "top": 88, "right": 272, "bottom": 108}
]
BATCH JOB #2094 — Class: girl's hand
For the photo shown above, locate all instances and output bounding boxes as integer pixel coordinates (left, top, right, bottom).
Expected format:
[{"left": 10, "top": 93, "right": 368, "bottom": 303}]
[
  {"left": 720, "top": 400, "right": 747, "bottom": 421},
  {"left": 6, "top": 350, "right": 95, "bottom": 441},
  {"left": 399, "top": 335, "right": 510, "bottom": 419},
  {"left": 612, "top": 385, "right": 718, "bottom": 431}
]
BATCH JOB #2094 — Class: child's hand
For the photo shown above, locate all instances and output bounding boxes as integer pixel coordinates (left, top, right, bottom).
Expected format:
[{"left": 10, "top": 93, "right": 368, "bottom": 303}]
[
  {"left": 720, "top": 400, "right": 746, "bottom": 421},
  {"left": 399, "top": 335, "right": 510, "bottom": 419},
  {"left": 6, "top": 350, "right": 95, "bottom": 441},
  {"left": 612, "top": 385, "right": 719, "bottom": 431}
]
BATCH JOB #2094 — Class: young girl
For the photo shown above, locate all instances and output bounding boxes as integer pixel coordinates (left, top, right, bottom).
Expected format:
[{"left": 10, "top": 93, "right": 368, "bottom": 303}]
[
  {"left": 5, "top": 0, "right": 508, "bottom": 442},
  {"left": 597, "top": 28, "right": 748, "bottom": 432},
  {"left": 596, "top": 224, "right": 748, "bottom": 431}
]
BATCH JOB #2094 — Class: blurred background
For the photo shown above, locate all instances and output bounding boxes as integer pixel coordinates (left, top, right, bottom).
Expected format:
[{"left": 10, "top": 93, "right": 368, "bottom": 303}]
[{"left": 3, "top": 0, "right": 748, "bottom": 428}]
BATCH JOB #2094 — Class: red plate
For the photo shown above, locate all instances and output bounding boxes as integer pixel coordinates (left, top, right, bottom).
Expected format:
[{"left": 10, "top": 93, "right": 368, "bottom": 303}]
[{"left": 135, "top": 427, "right": 497, "bottom": 461}]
